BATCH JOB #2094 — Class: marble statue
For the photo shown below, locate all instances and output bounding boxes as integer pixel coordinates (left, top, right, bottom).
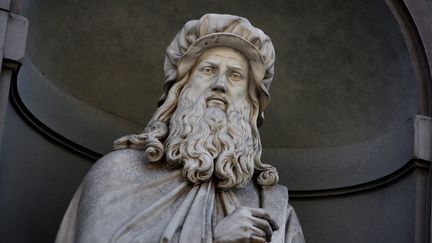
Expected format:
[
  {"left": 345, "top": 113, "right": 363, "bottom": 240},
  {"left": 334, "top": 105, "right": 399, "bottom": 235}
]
[{"left": 55, "top": 13, "right": 305, "bottom": 243}]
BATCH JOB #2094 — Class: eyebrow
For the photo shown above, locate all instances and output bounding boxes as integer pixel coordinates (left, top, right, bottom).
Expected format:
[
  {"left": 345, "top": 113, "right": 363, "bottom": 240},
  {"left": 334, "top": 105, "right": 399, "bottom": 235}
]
[{"left": 199, "top": 61, "right": 247, "bottom": 73}]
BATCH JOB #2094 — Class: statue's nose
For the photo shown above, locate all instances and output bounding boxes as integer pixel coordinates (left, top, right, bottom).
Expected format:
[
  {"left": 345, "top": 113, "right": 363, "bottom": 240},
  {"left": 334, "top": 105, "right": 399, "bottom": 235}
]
[{"left": 211, "top": 74, "right": 228, "bottom": 92}]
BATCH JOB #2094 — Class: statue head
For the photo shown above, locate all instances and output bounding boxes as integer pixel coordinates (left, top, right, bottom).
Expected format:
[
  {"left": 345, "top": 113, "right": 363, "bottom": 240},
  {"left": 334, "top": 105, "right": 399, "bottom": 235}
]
[{"left": 114, "top": 14, "right": 278, "bottom": 189}]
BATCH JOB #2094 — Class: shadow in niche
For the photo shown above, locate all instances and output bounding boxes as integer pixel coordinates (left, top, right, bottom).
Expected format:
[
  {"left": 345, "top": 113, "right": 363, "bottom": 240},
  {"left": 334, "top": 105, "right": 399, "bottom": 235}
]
[
  {"left": 9, "top": 71, "right": 427, "bottom": 198},
  {"left": 290, "top": 159, "right": 430, "bottom": 198},
  {"left": 11, "top": 0, "right": 426, "bottom": 196},
  {"left": 2, "top": 0, "right": 429, "bottom": 242},
  {"left": 9, "top": 70, "right": 101, "bottom": 161},
  {"left": 18, "top": 0, "right": 421, "bottom": 191},
  {"left": 385, "top": 0, "right": 431, "bottom": 116}
]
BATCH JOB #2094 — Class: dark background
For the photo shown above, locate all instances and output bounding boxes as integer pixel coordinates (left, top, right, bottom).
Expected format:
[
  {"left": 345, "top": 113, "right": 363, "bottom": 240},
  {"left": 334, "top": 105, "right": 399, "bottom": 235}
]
[{"left": 0, "top": 0, "right": 431, "bottom": 242}]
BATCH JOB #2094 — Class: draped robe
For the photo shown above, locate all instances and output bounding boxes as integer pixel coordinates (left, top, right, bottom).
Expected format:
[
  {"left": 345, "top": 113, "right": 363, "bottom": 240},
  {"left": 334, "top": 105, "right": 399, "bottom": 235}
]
[{"left": 55, "top": 149, "right": 305, "bottom": 243}]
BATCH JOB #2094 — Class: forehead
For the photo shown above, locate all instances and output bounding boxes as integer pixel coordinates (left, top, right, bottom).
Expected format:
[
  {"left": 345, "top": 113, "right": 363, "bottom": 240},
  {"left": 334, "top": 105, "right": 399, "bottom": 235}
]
[{"left": 196, "top": 47, "right": 249, "bottom": 69}]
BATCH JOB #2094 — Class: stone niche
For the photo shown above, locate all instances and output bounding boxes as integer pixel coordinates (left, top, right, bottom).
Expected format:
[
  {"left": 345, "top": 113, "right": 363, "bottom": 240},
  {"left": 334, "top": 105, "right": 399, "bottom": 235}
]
[
  {"left": 21, "top": 0, "right": 417, "bottom": 189},
  {"left": 1, "top": 0, "right": 427, "bottom": 242}
]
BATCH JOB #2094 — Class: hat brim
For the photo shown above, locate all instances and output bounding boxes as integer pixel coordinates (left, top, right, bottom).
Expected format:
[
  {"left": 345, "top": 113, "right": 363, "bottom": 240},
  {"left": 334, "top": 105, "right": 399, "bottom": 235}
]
[{"left": 176, "top": 33, "right": 266, "bottom": 89}]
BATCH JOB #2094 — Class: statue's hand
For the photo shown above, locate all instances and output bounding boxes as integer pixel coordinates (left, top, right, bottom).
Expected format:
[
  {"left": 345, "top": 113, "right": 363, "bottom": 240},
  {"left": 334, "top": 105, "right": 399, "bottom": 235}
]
[{"left": 213, "top": 206, "right": 279, "bottom": 243}]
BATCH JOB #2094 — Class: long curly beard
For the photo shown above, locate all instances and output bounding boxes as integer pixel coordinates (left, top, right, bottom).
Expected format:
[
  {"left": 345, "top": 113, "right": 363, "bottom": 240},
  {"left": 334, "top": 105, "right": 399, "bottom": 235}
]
[{"left": 164, "top": 87, "right": 257, "bottom": 189}]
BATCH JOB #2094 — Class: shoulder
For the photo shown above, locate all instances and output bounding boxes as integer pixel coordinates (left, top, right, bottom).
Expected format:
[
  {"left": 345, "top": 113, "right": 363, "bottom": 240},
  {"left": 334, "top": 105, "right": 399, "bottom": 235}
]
[
  {"left": 273, "top": 183, "right": 288, "bottom": 194},
  {"left": 286, "top": 203, "right": 306, "bottom": 243},
  {"left": 261, "top": 183, "right": 288, "bottom": 199},
  {"left": 95, "top": 148, "right": 148, "bottom": 167},
  {"left": 84, "top": 149, "right": 170, "bottom": 184}
]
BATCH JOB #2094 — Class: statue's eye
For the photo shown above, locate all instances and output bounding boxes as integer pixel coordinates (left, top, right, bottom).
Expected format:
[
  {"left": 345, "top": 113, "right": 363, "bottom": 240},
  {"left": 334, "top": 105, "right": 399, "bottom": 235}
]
[
  {"left": 229, "top": 72, "right": 242, "bottom": 80},
  {"left": 201, "top": 67, "right": 215, "bottom": 75}
]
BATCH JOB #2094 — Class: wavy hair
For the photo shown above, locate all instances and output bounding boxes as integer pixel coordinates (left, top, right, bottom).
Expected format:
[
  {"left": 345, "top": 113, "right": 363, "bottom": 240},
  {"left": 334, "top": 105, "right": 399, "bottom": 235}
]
[{"left": 113, "top": 75, "right": 278, "bottom": 188}]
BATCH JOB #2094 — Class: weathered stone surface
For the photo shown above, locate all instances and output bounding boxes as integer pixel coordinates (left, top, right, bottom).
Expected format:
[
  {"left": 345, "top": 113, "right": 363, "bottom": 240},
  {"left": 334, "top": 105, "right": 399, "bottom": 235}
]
[{"left": 56, "top": 14, "right": 304, "bottom": 243}]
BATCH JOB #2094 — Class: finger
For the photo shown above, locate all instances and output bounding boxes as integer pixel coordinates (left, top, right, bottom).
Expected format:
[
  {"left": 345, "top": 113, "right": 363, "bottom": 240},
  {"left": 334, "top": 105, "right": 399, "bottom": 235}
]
[
  {"left": 249, "top": 207, "right": 267, "bottom": 218},
  {"left": 266, "top": 217, "right": 279, "bottom": 231},
  {"left": 250, "top": 235, "right": 266, "bottom": 243},
  {"left": 250, "top": 208, "right": 279, "bottom": 231},
  {"left": 252, "top": 226, "right": 266, "bottom": 238},
  {"left": 252, "top": 217, "right": 273, "bottom": 242}
]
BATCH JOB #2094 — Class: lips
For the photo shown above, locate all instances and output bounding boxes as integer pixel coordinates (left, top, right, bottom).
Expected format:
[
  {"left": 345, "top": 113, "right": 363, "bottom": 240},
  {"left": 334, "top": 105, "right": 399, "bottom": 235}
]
[
  {"left": 207, "top": 96, "right": 227, "bottom": 103},
  {"left": 206, "top": 95, "right": 228, "bottom": 109}
]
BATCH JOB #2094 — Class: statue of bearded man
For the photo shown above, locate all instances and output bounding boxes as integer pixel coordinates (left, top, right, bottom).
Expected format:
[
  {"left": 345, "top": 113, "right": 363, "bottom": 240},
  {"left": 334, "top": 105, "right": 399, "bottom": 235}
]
[{"left": 55, "top": 14, "right": 305, "bottom": 243}]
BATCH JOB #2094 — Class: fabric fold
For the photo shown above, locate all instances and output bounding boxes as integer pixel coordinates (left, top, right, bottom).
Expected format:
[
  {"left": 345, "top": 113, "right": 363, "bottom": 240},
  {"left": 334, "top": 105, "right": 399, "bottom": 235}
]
[
  {"left": 160, "top": 185, "right": 200, "bottom": 242},
  {"left": 55, "top": 149, "right": 303, "bottom": 243},
  {"left": 109, "top": 182, "right": 190, "bottom": 243},
  {"left": 179, "top": 182, "right": 215, "bottom": 243}
]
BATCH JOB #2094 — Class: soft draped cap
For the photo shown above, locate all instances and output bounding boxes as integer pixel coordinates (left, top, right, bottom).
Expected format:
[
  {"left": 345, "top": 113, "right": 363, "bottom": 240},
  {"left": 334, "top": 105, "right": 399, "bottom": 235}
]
[{"left": 161, "top": 13, "right": 276, "bottom": 126}]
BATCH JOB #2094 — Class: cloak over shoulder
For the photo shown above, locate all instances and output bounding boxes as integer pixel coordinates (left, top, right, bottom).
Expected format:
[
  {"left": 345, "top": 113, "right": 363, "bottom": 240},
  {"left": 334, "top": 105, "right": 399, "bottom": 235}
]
[{"left": 55, "top": 149, "right": 305, "bottom": 243}]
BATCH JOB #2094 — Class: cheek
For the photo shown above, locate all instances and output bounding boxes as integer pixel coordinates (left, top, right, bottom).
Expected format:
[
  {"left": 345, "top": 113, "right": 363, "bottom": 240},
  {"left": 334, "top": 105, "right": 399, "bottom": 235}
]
[
  {"left": 188, "top": 75, "right": 211, "bottom": 94},
  {"left": 231, "top": 85, "right": 248, "bottom": 101}
]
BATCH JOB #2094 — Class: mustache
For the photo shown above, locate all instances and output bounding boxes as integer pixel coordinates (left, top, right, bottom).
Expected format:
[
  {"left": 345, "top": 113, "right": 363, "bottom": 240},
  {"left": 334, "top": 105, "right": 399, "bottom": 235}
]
[
  {"left": 165, "top": 90, "right": 256, "bottom": 189},
  {"left": 205, "top": 92, "right": 230, "bottom": 106}
]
